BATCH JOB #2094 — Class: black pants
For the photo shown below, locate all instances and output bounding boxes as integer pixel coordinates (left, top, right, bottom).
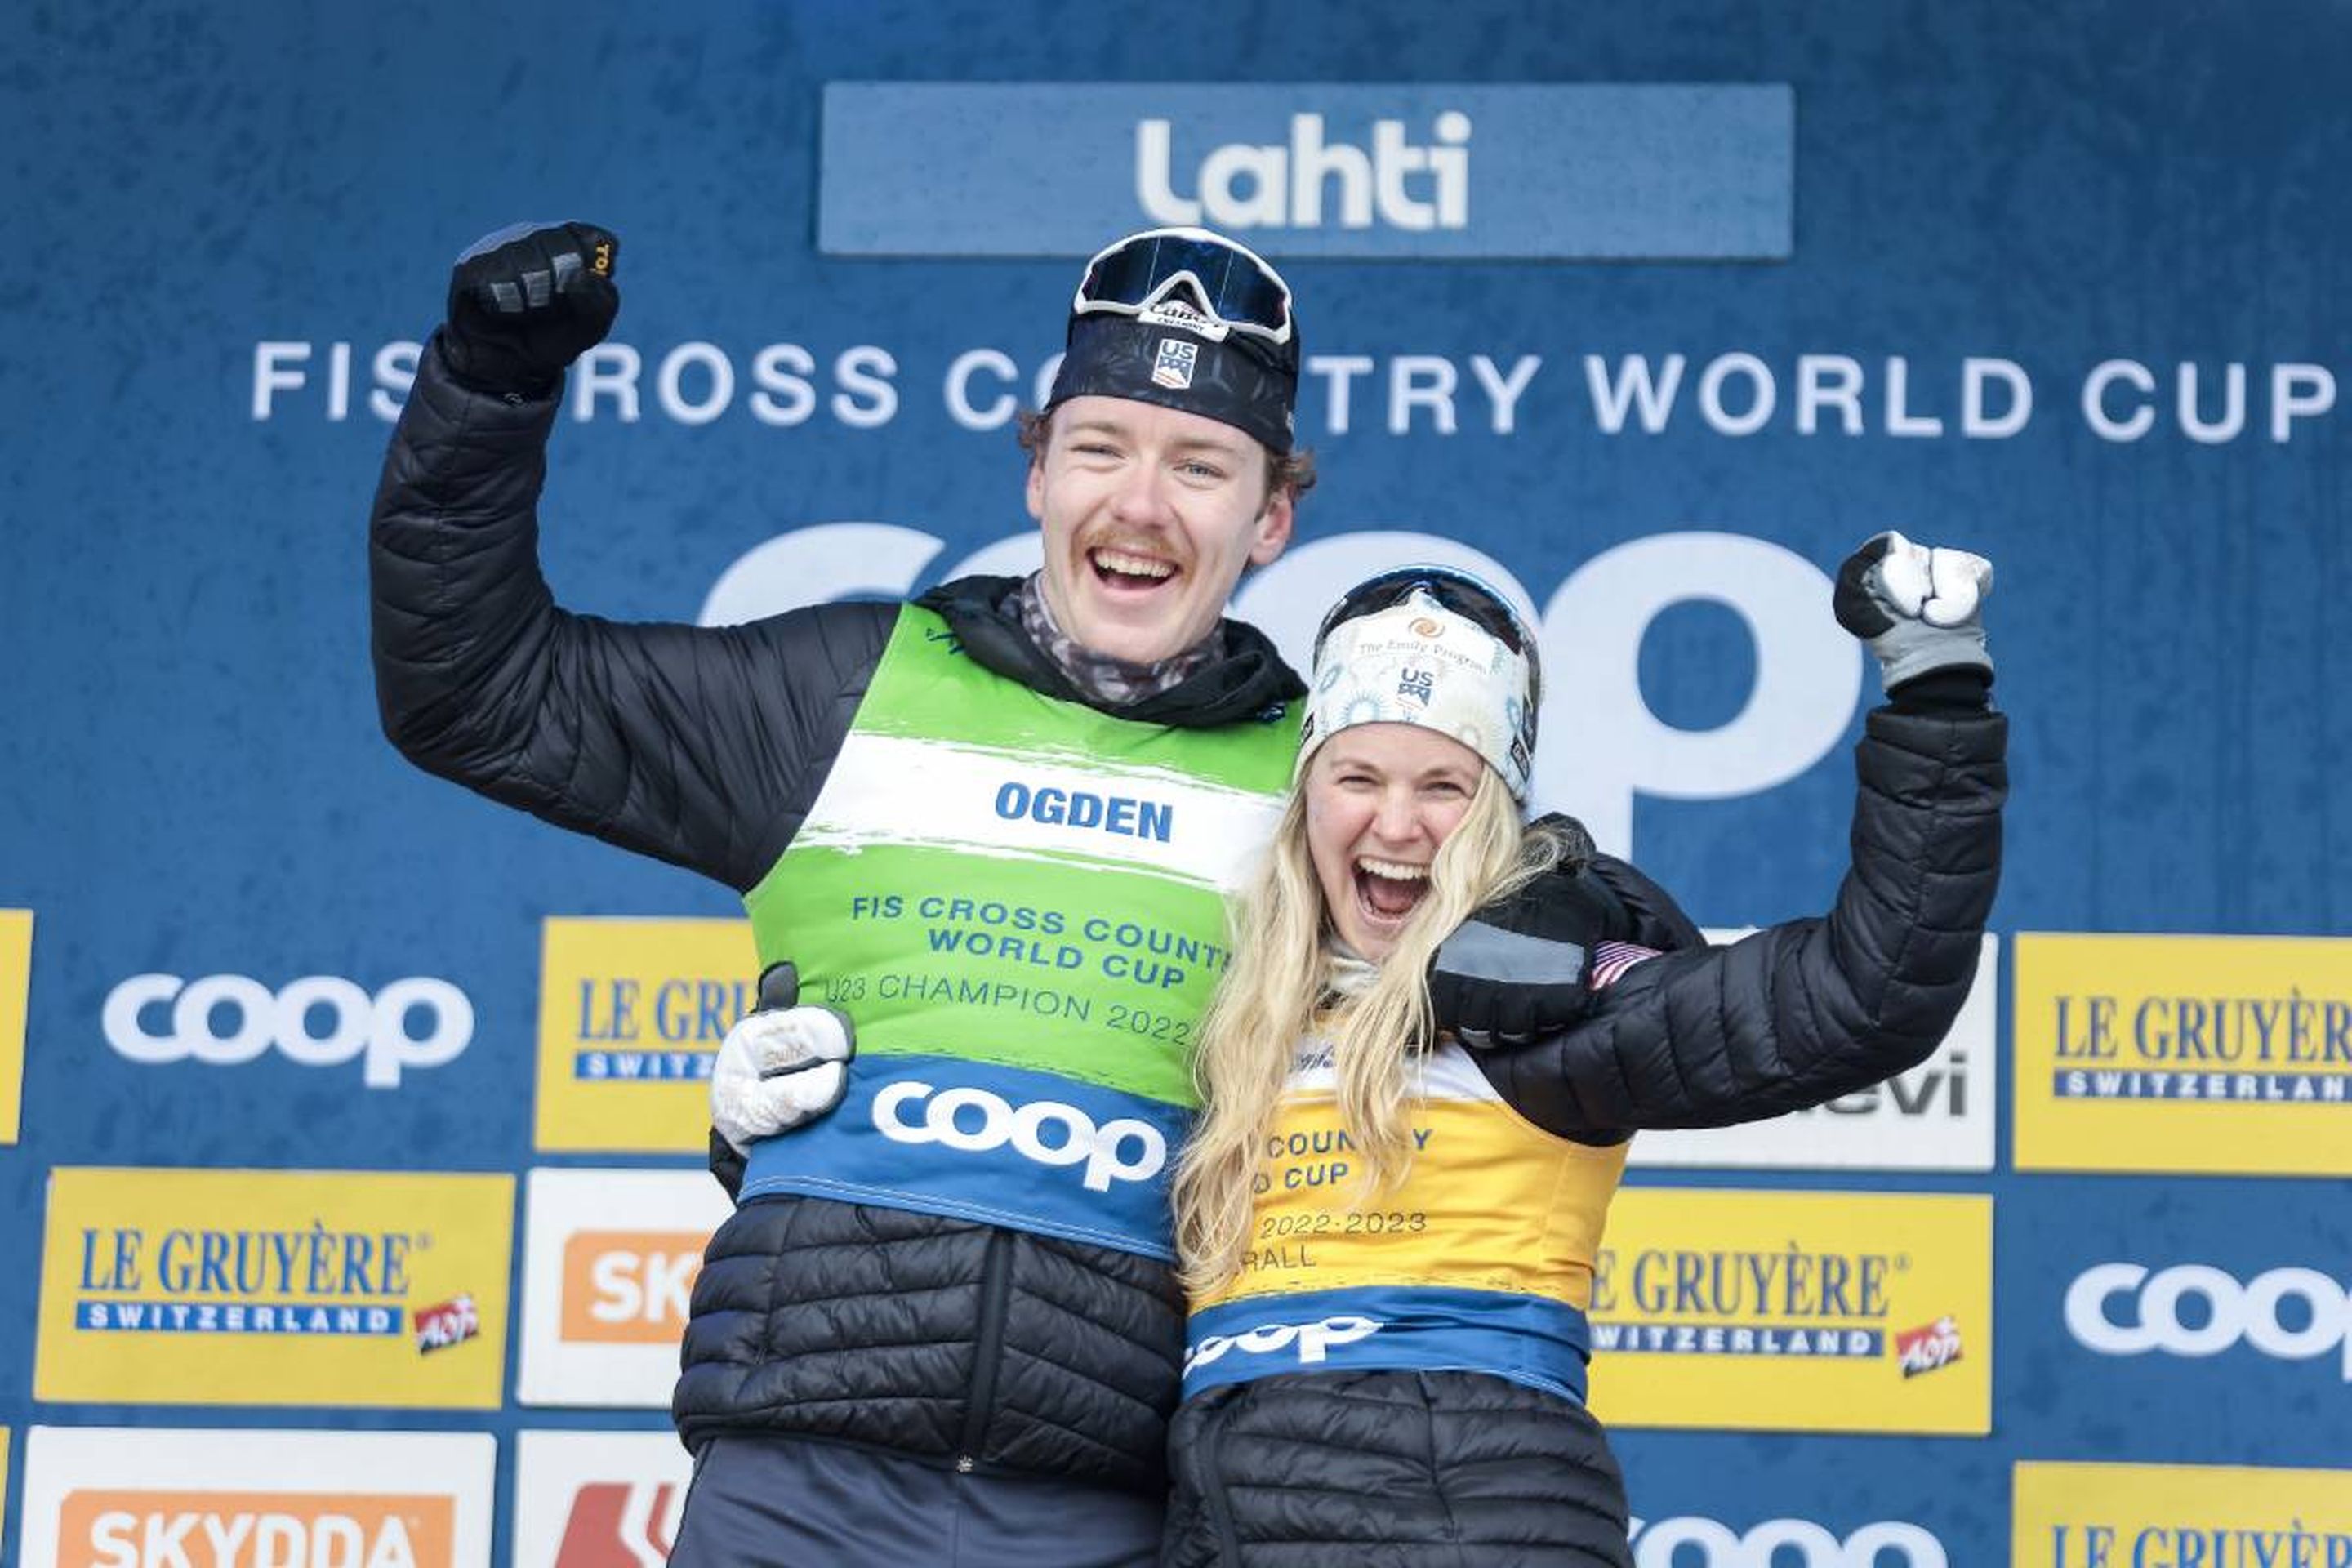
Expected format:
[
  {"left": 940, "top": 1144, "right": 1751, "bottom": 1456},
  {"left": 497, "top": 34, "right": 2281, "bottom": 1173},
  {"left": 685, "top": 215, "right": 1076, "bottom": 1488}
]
[
  {"left": 1162, "top": 1371, "right": 1633, "bottom": 1568},
  {"left": 669, "top": 1436, "right": 1163, "bottom": 1568}
]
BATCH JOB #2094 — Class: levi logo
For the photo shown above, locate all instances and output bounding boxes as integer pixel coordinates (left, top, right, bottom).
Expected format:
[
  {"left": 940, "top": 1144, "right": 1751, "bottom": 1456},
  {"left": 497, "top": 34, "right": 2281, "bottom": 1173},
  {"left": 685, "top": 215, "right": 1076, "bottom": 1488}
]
[
  {"left": 560, "top": 1232, "right": 703, "bottom": 1344},
  {"left": 554, "top": 1481, "right": 682, "bottom": 1568},
  {"left": 57, "top": 1488, "right": 455, "bottom": 1568}
]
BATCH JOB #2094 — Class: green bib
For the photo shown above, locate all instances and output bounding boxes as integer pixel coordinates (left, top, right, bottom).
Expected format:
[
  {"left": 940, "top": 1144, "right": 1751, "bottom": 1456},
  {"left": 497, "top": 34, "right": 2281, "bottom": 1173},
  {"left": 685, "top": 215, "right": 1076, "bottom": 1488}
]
[{"left": 739, "top": 606, "right": 1298, "bottom": 1258}]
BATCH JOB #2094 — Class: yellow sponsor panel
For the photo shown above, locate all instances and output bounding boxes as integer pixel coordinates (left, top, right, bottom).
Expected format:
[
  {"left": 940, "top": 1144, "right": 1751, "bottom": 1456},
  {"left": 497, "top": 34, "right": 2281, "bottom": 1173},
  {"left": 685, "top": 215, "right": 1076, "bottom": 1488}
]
[
  {"left": 2014, "top": 932, "right": 2352, "bottom": 1175},
  {"left": 1584, "top": 1188, "right": 1991, "bottom": 1435},
  {"left": 2013, "top": 1460, "right": 2352, "bottom": 1567},
  {"left": 36, "top": 1168, "right": 512, "bottom": 1408},
  {"left": 535, "top": 917, "right": 760, "bottom": 1152},
  {"left": 0, "top": 909, "right": 31, "bottom": 1143}
]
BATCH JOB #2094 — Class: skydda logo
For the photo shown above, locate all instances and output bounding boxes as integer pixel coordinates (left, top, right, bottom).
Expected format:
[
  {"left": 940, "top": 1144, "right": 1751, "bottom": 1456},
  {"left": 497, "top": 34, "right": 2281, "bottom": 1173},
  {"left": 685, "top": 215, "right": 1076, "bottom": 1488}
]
[
  {"left": 561, "top": 1231, "right": 702, "bottom": 1344},
  {"left": 2065, "top": 1263, "right": 2352, "bottom": 1379},
  {"left": 103, "top": 973, "right": 472, "bottom": 1089},
  {"left": 1628, "top": 1517, "right": 1945, "bottom": 1568},
  {"left": 873, "top": 1081, "right": 1165, "bottom": 1192},
  {"left": 59, "top": 1488, "right": 455, "bottom": 1568}
]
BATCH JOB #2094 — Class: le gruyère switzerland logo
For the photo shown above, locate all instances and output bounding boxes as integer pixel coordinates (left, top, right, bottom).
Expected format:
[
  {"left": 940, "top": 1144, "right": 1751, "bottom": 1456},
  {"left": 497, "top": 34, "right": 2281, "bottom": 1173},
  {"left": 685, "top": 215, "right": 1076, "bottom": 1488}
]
[
  {"left": 37, "top": 1168, "right": 513, "bottom": 1409},
  {"left": 1584, "top": 1189, "right": 1992, "bottom": 1435}
]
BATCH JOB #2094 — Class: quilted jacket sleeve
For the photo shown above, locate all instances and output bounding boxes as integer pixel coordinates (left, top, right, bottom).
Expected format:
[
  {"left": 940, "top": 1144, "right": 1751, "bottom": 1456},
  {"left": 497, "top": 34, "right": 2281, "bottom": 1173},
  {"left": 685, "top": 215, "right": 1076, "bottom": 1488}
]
[
  {"left": 368, "top": 337, "right": 892, "bottom": 891},
  {"left": 1480, "top": 702, "right": 2007, "bottom": 1142}
]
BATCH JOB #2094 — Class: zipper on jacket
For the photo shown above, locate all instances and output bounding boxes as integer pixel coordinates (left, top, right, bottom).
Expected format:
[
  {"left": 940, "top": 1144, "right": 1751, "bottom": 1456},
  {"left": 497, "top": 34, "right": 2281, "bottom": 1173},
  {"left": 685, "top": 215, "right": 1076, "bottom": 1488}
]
[
  {"left": 1187, "top": 1408, "right": 1245, "bottom": 1565},
  {"left": 955, "top": 1228, "right": 1016, "bottom": 1472}
]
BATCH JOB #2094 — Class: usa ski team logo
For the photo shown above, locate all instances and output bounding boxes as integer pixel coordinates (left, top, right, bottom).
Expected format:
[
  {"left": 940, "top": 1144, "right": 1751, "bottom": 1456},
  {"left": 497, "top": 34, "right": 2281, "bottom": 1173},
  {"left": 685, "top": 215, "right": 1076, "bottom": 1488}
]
[{"left": 1153, "top": 337, "right": 1198, "bottom": 390}]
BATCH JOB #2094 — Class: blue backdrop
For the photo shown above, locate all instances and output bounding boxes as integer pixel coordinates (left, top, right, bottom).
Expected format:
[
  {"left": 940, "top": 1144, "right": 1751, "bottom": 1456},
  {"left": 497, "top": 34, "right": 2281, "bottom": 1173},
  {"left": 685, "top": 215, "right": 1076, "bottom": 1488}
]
[{"left": 5, "top": 2, "right": 2349, "bottom": 1564}]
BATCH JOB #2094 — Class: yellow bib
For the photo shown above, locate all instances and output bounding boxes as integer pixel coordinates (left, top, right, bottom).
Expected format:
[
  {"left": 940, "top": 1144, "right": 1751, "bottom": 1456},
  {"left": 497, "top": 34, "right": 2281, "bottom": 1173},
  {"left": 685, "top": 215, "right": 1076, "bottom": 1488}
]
[{"left": 1184, "top": 1038, "right": 1628, "bottom": 1401}]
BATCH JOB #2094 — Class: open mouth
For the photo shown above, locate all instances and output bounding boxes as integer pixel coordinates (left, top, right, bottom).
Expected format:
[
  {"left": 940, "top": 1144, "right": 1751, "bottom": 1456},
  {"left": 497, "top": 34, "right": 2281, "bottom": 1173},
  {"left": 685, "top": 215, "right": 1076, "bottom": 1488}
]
[
  {"left": 1088, "top": 545, "right": 1180, "bottom": 593},
  {"left": 1352, "top": 855, "right": 1432, "bottom": 929}
]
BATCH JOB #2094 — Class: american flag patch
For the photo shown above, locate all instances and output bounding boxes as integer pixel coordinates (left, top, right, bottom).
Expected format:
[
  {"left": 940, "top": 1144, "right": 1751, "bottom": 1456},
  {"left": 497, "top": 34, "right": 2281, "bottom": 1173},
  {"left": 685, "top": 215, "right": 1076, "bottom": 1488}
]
[{"left": 1592, "top": 941, "right": 1659, "bottom": 988}]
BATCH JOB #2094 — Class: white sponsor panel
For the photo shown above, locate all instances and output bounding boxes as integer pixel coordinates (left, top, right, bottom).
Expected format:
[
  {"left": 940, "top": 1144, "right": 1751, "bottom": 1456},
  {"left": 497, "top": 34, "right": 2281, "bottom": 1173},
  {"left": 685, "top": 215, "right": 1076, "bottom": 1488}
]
[
  {"left": 519, "top": 1169, "right": 733, "bottom": 1408},
  {"left": 103, "top": 972, "right": 474, "bottom": 1089},
  {"left": 20, "top": 1425, "right": 494, "bottom": 1568},
  {"left": 2065, "top": 1263, "right": 2352, "bottom": 1379},
  {"left": 1631, "top": 935, "right": 1998, "bottom": 1171},
  {"left": 513, "top": 1430, "right": 692, "bottom": 1568},
  {"left": 1628, "top": 1516, "right": 1947, "bottom": 1568}
]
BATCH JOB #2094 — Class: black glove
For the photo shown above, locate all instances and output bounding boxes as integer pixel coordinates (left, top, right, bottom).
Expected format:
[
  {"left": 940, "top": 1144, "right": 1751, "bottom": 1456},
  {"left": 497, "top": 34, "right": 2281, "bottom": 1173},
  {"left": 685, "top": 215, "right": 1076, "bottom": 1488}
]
[
  {"left": 1428, "top": 817, "right": 1622, "bottom": 1048},
  {"left": 439, "top": 220, "right": 621, "bottom": 397}
]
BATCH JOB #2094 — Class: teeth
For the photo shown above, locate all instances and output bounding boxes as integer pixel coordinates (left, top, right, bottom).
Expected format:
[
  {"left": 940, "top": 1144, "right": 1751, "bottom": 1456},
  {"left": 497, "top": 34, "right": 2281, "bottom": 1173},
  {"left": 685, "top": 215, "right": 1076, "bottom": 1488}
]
[
  {"left": 1357, "top": 858, "right": 1429, "bottom": 881},
  {"left": 1092, "top": 547, "right": 1176, "bottom": 580}
]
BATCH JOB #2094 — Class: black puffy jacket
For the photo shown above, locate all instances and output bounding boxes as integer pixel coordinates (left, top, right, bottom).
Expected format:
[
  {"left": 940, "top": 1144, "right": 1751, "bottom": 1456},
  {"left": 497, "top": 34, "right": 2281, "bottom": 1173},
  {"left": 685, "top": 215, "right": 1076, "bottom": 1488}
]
[
  {"left": 1162, "top": 695, "right": 2007, "bottom": 1566},
  {"left": 369, "top": 339, "right": 1302, "bottom": 1491}
]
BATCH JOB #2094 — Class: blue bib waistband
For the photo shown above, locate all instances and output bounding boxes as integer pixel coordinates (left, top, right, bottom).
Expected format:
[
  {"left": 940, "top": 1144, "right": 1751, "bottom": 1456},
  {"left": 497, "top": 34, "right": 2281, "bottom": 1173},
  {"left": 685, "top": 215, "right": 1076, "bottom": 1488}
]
[
  {"left": 739, "top": 1053, "right": 1192, "bottom": 1261},
  {"left": 1183, "top": 1285, "right": 1592, "bottom": 1404}
]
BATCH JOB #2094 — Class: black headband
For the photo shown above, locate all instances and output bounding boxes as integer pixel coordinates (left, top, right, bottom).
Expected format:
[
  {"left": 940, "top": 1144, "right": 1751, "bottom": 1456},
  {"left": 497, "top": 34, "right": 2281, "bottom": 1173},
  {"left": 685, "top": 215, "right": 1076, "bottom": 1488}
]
[{"left": 1046, "top": 315, "right": 1298, "bottom": 455}]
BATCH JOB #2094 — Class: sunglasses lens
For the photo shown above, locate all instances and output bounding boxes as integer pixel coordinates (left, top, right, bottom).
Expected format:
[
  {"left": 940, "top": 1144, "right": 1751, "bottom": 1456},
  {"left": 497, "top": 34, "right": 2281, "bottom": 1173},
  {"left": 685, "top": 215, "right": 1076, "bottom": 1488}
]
[{"left": 1080, "top": 232, "right": 1292, "bottom": 337}]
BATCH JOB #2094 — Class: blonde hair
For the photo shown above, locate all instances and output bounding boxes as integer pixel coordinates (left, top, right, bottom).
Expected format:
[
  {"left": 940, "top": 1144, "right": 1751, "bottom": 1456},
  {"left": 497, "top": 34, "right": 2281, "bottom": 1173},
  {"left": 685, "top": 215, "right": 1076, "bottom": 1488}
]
[{"left": 1171, "top": 765, "right": 1563, "bottom": 1295}]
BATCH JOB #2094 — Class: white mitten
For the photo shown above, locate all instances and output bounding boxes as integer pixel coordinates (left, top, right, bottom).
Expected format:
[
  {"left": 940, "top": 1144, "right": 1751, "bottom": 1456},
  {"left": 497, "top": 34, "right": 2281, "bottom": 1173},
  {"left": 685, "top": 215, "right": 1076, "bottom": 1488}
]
[
  {"left": 709, "top": 962, "right": 855, "bottom": 1156},
  {"left": 1833, "top": 530, "right": 1994, "bottom": 693}
]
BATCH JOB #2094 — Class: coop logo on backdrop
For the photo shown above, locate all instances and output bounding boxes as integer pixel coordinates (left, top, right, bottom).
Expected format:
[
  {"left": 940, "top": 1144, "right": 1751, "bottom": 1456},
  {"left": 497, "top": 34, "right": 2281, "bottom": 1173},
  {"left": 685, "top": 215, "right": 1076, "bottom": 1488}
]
[
  {"left": 102, "top": 970, "right": 474, "bottom": 1089},
  {"left": 18, "top": 1426, "right": 494, "bottom": 1568},
  {"left": 817, "top": 82, "right": 1791, "bottom": 257},
  {"left": 2065, "top": 1262, "right": 2352, "bottom": 1379},
  {"left": 518, "top": 1168, "right": 733, "bottom": 1407},
  {"left": 513, "top": 1431, "right": 693, "bottom": 1568},
  {"left": 689, "top": 528, "right": 1872, "bottom": 862},
  {"left": 36, "top": 1166, "right": 513, "bottom": 1409},
  {"left": 1627, "top": 1516, "right": 1947, "bottom": 1568},
  {"left": 535, "top": 917, "right": 759, "bottom": 1152},
  {"left": 2011, "top": 1460, "right": 2352, "bottom": 1568},
  {"left": 2012, "top": 933, "right": 2352, "bottom": 1176},
  {"left": 1585, "top": 1188, "right": 1993, "bottom": 1435}
]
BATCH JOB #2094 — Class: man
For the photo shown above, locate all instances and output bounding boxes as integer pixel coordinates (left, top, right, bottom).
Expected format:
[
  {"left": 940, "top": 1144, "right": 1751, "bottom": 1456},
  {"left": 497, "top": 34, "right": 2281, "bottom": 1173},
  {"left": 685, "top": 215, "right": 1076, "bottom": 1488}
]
[{"left": 371, "top": 222, "right": 1319, "bottom": 1565}]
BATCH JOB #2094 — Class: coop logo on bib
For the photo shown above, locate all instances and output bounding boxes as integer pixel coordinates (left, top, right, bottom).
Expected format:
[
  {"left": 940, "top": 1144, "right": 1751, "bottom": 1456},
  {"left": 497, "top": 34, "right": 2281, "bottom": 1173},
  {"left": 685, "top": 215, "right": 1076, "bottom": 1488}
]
[
  {"left": 873, "top": 1080, "right": 1167, "bottom": 1191},
  {"left": 1184, "top": 1312, "right": 1383, "bottom": 1376}
]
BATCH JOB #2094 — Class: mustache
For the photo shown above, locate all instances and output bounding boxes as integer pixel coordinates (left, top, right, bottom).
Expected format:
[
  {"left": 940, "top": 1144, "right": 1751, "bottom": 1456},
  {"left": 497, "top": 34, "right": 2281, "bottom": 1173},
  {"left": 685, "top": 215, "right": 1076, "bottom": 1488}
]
[{"left": 1080, "top": 532, "right": 1189, "bottom": 566}]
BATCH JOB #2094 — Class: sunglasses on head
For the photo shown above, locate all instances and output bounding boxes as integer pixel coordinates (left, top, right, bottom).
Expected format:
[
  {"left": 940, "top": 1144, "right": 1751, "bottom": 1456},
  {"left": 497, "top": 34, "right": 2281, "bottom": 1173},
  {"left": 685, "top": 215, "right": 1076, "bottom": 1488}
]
[
  {"left": 1313, "top": 565, "right": 1542, "bottom": 683},
  {"left": 1074, "top": 227, "right": 1295, "bottom": 347}
]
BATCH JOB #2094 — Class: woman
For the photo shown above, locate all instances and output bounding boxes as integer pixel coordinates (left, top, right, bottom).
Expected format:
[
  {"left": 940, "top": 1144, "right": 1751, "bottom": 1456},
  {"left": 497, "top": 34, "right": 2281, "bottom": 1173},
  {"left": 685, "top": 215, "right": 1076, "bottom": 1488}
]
[{"left": 1164, "top": 541, "right": 2007, "bottom": 1566}]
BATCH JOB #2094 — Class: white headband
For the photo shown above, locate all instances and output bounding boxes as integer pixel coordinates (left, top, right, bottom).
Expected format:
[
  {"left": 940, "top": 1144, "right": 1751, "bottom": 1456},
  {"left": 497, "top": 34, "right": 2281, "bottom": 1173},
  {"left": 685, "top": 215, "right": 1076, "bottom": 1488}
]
[{"left": 1298, "top": 589, "right": 1537, "bottom": 800}]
